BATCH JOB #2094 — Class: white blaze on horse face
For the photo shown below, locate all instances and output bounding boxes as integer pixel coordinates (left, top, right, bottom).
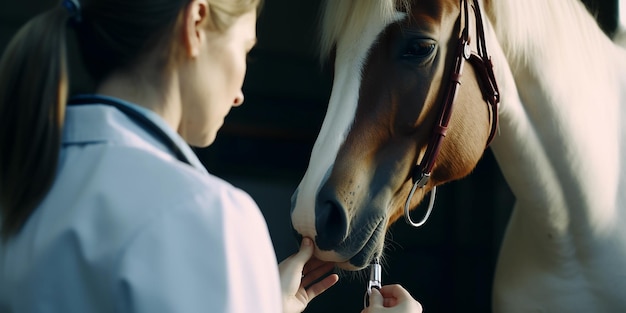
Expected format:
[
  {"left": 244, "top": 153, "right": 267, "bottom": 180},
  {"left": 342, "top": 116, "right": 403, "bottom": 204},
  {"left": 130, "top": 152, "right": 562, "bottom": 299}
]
[{"left": 291, "top": 9, "right": 405, "bottom": 241}]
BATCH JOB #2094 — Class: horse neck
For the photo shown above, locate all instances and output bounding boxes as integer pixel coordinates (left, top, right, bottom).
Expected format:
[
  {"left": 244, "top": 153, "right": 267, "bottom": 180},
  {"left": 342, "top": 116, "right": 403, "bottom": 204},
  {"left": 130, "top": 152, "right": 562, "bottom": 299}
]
[{"left": 481, "top": 0, "right": 626, "bottom": 235}]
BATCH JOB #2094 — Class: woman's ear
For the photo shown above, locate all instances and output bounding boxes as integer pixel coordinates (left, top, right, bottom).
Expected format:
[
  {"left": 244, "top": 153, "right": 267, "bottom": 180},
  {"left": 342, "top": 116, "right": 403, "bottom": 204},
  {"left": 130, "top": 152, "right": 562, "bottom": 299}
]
[{"left": 183, "top": 0, "right": 209, "bottom": 58}]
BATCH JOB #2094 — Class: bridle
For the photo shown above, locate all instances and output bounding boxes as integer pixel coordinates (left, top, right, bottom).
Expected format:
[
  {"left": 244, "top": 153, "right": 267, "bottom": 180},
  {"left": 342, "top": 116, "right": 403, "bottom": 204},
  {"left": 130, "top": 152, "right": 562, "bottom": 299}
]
[{"left": 403, "top": 0, "right": 500, "bottom": 227}]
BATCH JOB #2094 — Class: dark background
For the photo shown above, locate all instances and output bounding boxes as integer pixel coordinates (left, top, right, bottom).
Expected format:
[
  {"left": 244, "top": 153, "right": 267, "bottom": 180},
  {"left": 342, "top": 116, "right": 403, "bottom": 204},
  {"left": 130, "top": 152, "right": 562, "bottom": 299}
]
[{"left": 1, "top": 1, "right": 622, "bottom": 312}]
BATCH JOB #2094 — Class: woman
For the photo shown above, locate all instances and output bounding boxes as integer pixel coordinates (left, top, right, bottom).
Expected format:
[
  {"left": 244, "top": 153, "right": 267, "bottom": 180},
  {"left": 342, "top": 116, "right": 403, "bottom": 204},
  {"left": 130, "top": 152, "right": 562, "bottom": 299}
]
[
  {"left": 0, "top": 0, "right": 331, "bottom": 311},
  {"left": 0, "top": 0, "right": 421, "bottom": 312}
]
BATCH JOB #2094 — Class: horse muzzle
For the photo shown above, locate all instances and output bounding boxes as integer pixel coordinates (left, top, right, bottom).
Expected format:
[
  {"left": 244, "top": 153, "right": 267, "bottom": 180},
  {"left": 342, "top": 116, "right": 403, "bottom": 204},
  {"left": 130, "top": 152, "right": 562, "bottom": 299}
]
[{"left": 291, "top": 185, "right": 388, "bottom": 270}]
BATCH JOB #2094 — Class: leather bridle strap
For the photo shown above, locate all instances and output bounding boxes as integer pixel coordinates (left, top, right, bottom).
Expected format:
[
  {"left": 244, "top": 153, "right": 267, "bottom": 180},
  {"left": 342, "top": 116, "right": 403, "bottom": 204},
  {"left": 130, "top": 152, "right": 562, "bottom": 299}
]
[
  {"left": 467, "top": 0, "right": 500, "bottom": 146},
  {"left": 411, "top": 0, "right": 471, "bottom": 188},
  {"left": 404, "top": 0, "right": 500, "bottom": 227}
]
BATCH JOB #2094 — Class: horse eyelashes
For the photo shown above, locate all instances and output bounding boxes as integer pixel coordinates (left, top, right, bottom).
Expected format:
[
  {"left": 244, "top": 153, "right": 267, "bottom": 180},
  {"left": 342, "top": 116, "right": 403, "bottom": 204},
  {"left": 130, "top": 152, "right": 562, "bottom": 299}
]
[{"left": 401, "top": 39, "right": 437, "bottom": 63}]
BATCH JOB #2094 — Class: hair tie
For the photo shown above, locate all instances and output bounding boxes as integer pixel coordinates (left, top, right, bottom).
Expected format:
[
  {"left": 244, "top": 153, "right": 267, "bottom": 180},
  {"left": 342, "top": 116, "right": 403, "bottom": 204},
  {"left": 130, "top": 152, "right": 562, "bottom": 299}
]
[{"left": 62, "top": 0, "right": 82, "bottom": 24}]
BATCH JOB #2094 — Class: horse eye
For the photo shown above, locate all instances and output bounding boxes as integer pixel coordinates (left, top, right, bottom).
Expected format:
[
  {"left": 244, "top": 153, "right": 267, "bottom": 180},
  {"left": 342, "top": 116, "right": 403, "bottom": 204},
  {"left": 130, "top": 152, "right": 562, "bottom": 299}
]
[{"left": 402, "top": 39, "right": 436, "bottom": 59}]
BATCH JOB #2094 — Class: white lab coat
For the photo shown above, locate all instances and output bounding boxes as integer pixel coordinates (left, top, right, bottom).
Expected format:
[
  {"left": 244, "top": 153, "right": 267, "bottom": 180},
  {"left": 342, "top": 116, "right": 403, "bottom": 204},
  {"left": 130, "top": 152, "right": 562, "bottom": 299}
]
[{"left": 0, "top": 96, "right": 282, "bottom": 313}]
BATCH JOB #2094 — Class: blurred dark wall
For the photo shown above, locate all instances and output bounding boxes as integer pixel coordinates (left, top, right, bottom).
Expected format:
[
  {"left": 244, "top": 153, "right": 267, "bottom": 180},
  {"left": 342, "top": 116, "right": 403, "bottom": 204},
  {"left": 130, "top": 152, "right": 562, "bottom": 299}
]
[{"left": 0, "top": 1, "right": 620, "bottom": 312}]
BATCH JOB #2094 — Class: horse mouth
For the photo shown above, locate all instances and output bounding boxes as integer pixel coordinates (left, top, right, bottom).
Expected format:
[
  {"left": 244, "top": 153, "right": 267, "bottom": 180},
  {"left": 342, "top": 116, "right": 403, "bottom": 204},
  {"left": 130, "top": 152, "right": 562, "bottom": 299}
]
[{"left": 319, "top": 217, "right": 386, "bottom": 271}]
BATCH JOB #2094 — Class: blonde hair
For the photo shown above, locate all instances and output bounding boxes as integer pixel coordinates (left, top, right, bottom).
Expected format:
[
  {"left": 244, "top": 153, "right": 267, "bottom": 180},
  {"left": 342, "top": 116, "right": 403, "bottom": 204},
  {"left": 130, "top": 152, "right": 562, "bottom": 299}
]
[{"left": 208, "top": 0, "right": 262, "bottom": 31}]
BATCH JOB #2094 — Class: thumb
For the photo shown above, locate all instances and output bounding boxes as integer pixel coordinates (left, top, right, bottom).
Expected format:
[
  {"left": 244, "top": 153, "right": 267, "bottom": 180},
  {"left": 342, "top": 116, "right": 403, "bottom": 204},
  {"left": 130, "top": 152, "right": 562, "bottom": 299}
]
[
  {"left": 368, "top": 288, "right": 384, "bottom": 307},
  {"left": 291, "top": 237, "right": 314, "bottom": 264}
]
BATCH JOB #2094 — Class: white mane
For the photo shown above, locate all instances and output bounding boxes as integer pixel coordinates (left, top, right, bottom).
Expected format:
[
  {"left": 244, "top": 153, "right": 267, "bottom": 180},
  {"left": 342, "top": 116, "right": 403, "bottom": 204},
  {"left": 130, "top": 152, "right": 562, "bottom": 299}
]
[
  {"left": 482, "top": 0, "right": 623, "bottom": 224},
  {"left": 319, "top": 0, "right": 405, "bottom": 61},
  {"left": 484, "top": 0, "right": 618, "bottom": 108},
  {"left": 480, "top": 0, "right": 626, "bottom": 311}
]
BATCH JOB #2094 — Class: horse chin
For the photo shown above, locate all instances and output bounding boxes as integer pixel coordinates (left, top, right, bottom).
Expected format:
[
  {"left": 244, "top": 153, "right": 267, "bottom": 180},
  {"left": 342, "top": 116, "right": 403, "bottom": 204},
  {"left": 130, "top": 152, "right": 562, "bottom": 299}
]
[
  {"left": 314, "top": 220, "right": 386, "bottom": 271},
  {"left": 344, "top": 248, "right": 378, "bottom": 270},
  {"left": 337, "top": 261, "right": 365, "bottom": 271},
  {"left": 315, "top": 248, "right": 377, "bottom": 271}
]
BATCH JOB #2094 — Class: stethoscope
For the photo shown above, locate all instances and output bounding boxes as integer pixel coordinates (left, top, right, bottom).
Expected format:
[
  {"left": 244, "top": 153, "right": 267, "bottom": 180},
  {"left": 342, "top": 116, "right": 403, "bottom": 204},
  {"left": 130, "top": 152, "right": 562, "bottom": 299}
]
[
  {"left": 67, "top": 95, "right": 192, "bottom": 166},
  {"left": 364, "top": 257, "right": 382, "bottom": 308}
]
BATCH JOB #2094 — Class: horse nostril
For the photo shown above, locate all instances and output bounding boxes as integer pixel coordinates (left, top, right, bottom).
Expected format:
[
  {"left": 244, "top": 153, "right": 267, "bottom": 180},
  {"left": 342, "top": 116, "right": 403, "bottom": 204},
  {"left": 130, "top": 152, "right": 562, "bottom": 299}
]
[{"left": 315, "top": 200, "right": 348, "bottom": 250}]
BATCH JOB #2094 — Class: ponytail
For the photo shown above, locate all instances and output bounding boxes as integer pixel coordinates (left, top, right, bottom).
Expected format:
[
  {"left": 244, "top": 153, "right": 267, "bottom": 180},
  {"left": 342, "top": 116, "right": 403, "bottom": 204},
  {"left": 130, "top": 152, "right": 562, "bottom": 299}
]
[{"left": 0, "top": 6, "right": 71, "bottom": 239}]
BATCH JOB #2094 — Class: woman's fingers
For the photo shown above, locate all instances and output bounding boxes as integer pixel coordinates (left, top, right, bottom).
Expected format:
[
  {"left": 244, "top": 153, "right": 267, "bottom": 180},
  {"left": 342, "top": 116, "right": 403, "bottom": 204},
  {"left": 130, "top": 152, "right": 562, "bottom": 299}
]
[
  {"left": 305, "top": 273, "right": 339, "bottom": 301},
  {"left": 278, "top": 238, "right": 315, "bottom": 287},
  {"left": 302, "top": 256, "right": 326, "bottom": 273},
  {"left": 368, "top": 288, "right": 384, "bottom": 307},
  {"left": 301, "top": 261, "right": 335, "bottom": 287},
  {"left": 379, "top": 285, "right": 423, "bottom": 312},
  {"left": 289, "top": 237, "right": 314, "bottom": 267},
  {"left": 378, "top": 284, "right": 413, "bottom": 302}
]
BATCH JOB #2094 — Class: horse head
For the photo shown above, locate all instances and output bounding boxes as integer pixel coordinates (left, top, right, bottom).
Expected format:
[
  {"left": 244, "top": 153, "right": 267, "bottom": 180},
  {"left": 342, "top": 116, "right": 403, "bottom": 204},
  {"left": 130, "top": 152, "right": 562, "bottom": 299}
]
[{"left": 291, "top": 0, "right": 499, "bottom": 270}]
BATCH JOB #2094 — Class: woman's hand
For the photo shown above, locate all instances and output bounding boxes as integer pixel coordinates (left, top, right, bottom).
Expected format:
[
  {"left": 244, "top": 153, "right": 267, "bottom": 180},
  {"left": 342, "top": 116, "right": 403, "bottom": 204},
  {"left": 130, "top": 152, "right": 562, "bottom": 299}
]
[
  {"left": 278, "top": 237, "right": 339, "bottom": 313},
  {"left": 361, "top": 285, "right": 423, "bottom": 313}
]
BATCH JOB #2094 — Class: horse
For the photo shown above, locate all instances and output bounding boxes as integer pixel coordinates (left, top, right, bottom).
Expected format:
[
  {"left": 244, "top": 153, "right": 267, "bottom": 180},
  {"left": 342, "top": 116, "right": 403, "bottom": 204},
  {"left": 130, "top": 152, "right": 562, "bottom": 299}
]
[{"left": 290, "top": 0, "right": 626, "bottom": 311}]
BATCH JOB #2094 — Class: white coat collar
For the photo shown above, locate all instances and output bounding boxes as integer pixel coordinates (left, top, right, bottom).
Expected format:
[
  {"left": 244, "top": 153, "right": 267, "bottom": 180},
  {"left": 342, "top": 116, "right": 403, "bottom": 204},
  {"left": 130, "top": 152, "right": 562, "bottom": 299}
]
[{"left": 63, "top": 94, "right": 208, "bottom": 174}]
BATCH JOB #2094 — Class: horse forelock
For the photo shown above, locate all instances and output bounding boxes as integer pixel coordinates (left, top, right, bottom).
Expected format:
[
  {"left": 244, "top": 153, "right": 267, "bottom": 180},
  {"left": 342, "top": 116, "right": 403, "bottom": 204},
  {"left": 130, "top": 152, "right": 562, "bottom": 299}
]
[{"left": 319, "top": 0, "right": 410, "bottom": 62}]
